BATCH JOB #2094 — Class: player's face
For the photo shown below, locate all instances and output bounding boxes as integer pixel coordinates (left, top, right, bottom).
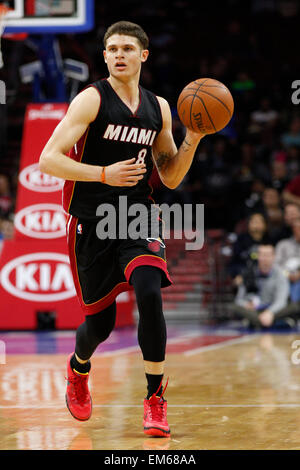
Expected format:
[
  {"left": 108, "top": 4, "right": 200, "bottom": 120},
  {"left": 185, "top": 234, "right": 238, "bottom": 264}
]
[{"left": 103, "top": 34, "right": 148, "bottom": 80}]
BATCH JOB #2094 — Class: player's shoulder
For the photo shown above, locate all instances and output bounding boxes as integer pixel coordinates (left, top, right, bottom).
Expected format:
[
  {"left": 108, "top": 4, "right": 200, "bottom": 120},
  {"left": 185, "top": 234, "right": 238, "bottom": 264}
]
[
  {"left": 154, "top": 94, "right": 169, "bottom": 109},
  {"left": 67, "top": 85, "right": 101, "bottom": 123},
  {"left": 78, "top": 85, "right": 102, "bottom": 102},
  {"left": 153, "top": 95, "right": 171, "bottom": 125}
]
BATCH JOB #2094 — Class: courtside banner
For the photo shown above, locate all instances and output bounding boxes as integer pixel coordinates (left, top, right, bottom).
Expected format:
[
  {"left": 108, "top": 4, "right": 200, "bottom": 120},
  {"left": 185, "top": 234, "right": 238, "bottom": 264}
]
[
  {"left": 0, "top": 240, "right": 82, "bottom": 329},
  {"left": 0, "top": 239, "right": 134, "bottom": 329},
  {"left": 15, "top": 103, "right": 68, "bottom": 240}
]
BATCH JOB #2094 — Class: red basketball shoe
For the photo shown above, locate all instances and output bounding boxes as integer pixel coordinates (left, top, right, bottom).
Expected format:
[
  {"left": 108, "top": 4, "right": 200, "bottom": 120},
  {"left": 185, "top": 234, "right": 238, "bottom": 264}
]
[
  {"left": 65, "top": 353, "right": 92, "bottom": 421},
  {"left": 143, "top": 378, "right": 170, "bottom": 437}
]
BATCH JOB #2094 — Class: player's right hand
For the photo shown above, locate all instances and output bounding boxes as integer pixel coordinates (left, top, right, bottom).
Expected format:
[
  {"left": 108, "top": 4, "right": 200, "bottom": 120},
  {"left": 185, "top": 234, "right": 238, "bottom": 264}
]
[{"left": 103, "top": 158, "right": 147, "bottom": 187}]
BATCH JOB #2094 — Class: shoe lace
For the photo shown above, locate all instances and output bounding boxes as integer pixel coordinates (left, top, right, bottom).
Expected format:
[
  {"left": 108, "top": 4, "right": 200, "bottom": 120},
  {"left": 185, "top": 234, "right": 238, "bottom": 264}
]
[
  {"left": 148, "top": 377, "right": 169, "bottom": 421},
  {"left": 66, "top": 373, "right": 89, "bottom": 403}
]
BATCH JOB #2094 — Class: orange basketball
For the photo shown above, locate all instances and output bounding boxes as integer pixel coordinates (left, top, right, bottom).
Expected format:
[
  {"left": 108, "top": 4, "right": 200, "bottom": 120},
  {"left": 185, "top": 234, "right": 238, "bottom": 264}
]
[{"left": 177, "top": 78, "right": 234, "bottom": 134}]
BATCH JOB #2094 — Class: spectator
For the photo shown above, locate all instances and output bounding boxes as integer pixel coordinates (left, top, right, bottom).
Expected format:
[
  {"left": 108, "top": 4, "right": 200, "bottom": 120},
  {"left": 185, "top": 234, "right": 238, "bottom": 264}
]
[
  {"left": 286, "top": 146, "right": 300, "bottom": 178},
  {"left": 282, "top": 173, "right": 300, "bottom": 208},
  {"left": 260, "top": 187, "right": 284, "bottom": 244},
  {"left": 281, "top": 117, "right": 300, "bottom": 149},
  {"left": 228, "top": 212, "right": 270, "bottom": 284},
  {"left": 261, "top": 187, "right": 282, "bottom": 213},
  {"left": 0, "top": 174, "right": 13, "bottom": 218},
  {"left": 229, "top": 244, "right": 289, "bottom": 329},
  {"left": 232, "top": 142, "right": 257, "bottom": 201},
  {"left": 236, "top": 178, "right": 267, "bottom": 223},
  {"left": 0, "top": 217, "right": 14, "bottom": 256},
  {"left": 231, "top": 71, "right": 256, "bottom": 93},
  {"left": 269, "top": 159, "right": 289, "bottom": 193},
  {"left": 1, "top": 218, "right": 14, "bottom": 240},
  {"left": 250, "top": 97, "right": 279, "bottom": 132},
  {"left": 275, "top": 219, "right": 300, "bottom": 302},
  {"left": 276, "top": 203, "right": 300, "bottom": 241}
]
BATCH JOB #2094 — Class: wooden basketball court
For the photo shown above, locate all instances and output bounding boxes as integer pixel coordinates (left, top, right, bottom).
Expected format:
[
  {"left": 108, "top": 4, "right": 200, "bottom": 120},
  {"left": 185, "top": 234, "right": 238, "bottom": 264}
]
[{"left": 0, "top": 325, "right": 300, "bottom": 450}]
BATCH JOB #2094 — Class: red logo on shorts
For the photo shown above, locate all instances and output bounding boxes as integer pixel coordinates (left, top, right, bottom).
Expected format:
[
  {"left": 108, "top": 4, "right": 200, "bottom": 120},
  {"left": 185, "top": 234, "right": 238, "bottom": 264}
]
[
  {"left": 148, "top": 241, "right": 160, "bottom": 252},
  {"left": 147, "top": 237, "right": 165, "bottom": 253}
]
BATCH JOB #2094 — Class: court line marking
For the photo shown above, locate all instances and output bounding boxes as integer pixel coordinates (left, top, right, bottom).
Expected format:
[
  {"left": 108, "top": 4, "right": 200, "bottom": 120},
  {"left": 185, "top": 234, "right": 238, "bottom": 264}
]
[
  {"left": 183, "top": 334, "right": 257, "bottom": 356},
  {"left": 1, "top": 330, "right": 247, "bottom": 357},
  {"left": 1, "top": 404, "right": 300, "bottom": 409},
  {"left": 0, "top": 332, "right": 203, "bottom": 359},
  {"left": 95, "top": 330, "right": 222, "bottom": 357}
]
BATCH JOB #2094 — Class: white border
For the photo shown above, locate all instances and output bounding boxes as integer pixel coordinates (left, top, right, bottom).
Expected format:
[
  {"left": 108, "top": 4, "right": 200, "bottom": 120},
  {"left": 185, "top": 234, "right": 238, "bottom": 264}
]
[
  {"left": 19, "top": 163, "right": 64, "bottom": 193},
  {"left": 14, "top": 203, "right": 67, "bottom": 239},
  {"left": 5, "top": 0, "right": 23, "bottom": 19},
  {"left": 0, "top": 252, "right": 76, "bottom": 301},
  {"left": 4, "top": 0, "right": 85, "bottom": 28}
]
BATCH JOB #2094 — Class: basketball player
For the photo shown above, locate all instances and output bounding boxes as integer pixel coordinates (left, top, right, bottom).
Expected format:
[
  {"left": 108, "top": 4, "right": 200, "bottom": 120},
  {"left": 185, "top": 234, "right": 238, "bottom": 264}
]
[{"left": 39, "top": 21, "right": 205, "bottom": 436}]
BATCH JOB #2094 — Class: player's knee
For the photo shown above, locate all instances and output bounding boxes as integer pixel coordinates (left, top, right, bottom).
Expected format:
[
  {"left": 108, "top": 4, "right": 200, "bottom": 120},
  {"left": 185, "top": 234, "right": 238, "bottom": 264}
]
[
  {"left": 86, "top": 310, "right": 115, "bottom": 344},
  {"left": 136, "top": 284, "right": 162, "bottom": 312}
]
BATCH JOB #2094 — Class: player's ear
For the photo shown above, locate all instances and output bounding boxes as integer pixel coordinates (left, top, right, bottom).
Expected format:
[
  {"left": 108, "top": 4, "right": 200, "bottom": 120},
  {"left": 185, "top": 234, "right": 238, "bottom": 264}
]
[
  {"left": 141, "top": 49, "right": 149, "bottom": 63},
  {"left": 103, "top": 49, "right": 107, "bottom": 63}
]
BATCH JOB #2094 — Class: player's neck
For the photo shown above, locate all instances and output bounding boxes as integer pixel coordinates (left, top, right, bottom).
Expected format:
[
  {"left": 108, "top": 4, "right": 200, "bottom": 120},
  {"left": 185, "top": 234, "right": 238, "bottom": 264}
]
[{"left": 107, "top": 75, "right": 140, "bottom": 112}]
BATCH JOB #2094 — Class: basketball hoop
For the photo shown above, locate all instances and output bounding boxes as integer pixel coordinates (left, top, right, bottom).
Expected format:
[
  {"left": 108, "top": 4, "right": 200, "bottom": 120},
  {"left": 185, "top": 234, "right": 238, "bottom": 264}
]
[{"left": 0, "top": 3, "right": 10, "bottom": 68}]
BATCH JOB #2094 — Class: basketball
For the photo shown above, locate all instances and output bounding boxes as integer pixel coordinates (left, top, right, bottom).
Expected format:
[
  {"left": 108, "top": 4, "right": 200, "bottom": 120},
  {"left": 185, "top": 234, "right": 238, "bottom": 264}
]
[{"left": 177, "top": 78, "right": 234, "bottom": 134}]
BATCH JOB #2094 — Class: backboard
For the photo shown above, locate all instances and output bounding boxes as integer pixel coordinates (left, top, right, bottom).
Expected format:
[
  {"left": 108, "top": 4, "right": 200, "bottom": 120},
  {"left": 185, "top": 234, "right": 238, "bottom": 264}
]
[{"left": 2, "top": 0, "right": 94, "bottom": 34}]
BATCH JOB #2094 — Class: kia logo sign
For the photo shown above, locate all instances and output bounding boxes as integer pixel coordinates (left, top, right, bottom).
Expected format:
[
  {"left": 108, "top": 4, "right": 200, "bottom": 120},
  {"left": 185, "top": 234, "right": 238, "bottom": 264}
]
[
  {"left": 19, "top": 163, "right": 64, "bottom": 193},
  {"left": 15, "top": 203, "right": 67, "bottom": 239},
  {"left": 0, "top": 253, "right": 76, "bottom": 302}
]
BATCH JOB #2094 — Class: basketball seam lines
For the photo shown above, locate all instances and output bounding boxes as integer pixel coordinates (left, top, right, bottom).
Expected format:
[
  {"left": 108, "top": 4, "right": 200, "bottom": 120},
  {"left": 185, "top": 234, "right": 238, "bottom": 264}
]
[
  {"left": 196, "top": 88, "right": 232, "bottom": 115},
  {"left": 196, "top": 95, "right": 216, "bottom": 132},
  {"left": 189, "top": 79, "right": 209, "bottom": 131},
  {"left": 184, "top": 85, "right": 225, "bottom": 90},
  {"left": 178, "top": 94, "right": 196, "bottom": 109}
]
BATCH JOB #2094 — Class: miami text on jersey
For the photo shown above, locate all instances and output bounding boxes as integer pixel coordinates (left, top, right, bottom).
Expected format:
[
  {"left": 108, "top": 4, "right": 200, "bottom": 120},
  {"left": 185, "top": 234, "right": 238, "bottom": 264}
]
[{"left": 103, "top": 124, "right": 157, "bottom": 146}]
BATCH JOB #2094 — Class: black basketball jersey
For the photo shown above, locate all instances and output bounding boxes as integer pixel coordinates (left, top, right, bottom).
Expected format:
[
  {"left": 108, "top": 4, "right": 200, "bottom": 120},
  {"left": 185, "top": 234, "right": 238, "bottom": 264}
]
[{"left": 63, "top": 79, "right": 163, "bottom": 219}]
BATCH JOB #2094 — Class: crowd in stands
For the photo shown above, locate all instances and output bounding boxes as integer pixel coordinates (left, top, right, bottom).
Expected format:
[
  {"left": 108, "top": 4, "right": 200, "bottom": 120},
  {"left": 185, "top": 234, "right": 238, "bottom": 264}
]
[
  {"left": 227, "top": 207, "right": 300, "bottom": 329},
  {"left": 0, "top": 1, "right": 300, "bottom": 327}
]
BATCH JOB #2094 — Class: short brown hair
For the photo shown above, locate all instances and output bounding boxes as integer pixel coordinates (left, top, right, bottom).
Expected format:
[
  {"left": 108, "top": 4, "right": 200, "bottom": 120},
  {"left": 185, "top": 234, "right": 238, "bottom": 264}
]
[{"left": 103, "top": 21, "right": 149, "bottom": 50}]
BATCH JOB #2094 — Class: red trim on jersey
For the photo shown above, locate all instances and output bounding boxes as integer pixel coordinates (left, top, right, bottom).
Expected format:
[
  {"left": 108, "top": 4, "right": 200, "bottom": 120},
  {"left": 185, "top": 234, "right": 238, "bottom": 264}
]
[
  {"left": 153, "top": 93, "right": 163, "bottom": 127},
  {"left": 62, "top": 127, "right": 90, "bottom": 214},
  {"left": 67, "top": 215, "right": 86, "bottom": 308},
  {"left": 147, "top": 181, "right": 156, "bottom": 204},
  {"left": 132, "top": 85, "right": 142, "bottom": 118},
  {"left": 124, "top": 255, "right": 173, "bottom": 285}
]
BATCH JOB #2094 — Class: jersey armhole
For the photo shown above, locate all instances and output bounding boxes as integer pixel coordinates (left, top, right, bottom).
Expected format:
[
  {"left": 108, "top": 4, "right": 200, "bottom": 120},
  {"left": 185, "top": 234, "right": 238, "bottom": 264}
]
[{"left": 153, "top": 94, "right": 164, "bottom": 133}]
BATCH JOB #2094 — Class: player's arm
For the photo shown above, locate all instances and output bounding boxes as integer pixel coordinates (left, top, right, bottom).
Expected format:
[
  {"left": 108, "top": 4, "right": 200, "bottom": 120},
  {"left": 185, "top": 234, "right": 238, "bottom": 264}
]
[
  {"left": 39, "top": 87, "right": 146, "bottom": 186},
  {"left": 152, "top": 96, "right": 205, "bottom": 189}
]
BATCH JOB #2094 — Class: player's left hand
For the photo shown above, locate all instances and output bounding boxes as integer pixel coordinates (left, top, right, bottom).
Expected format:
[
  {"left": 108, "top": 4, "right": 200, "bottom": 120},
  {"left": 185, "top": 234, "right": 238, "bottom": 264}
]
[{"left": 185, "top": 127, "right": 206, "bottom": 143}]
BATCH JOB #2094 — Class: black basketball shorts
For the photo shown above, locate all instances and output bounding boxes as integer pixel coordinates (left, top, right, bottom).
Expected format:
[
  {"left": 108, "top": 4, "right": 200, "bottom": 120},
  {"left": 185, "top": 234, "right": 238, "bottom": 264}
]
[{"left": 66, "top": 211, "right": 172, "bottom": 315}]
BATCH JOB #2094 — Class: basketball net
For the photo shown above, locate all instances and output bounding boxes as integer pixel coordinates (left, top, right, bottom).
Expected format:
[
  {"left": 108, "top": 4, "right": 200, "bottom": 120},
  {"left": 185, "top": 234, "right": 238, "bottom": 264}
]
[{"left": 0, "top": 4, "right": 10, "bottom": 69}]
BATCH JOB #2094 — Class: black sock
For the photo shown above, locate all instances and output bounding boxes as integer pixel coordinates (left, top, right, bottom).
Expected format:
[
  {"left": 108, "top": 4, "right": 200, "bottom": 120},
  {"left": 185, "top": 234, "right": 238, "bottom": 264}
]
[
  {"left": 70, "top": 353, "right": 91, "bottom": 374},
  {"left": 146, "top": 373, "right": 163, "bottom": 398}
]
